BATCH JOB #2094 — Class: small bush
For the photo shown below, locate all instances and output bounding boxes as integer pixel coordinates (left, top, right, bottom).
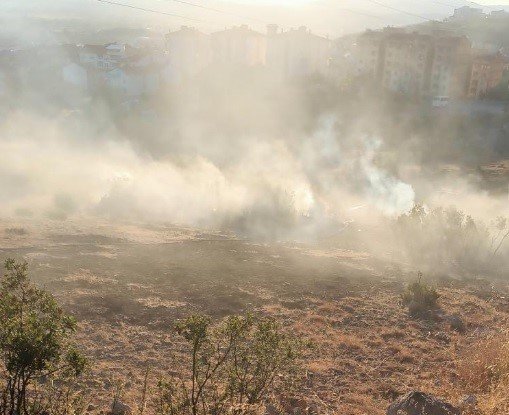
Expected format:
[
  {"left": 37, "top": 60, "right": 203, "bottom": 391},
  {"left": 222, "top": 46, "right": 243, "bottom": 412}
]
[
  {"left": 401, "top": 272, "right": 440, "bottom": 316},
  {"left": 156, "top": 313, "right": 304, "bottom": 415}
]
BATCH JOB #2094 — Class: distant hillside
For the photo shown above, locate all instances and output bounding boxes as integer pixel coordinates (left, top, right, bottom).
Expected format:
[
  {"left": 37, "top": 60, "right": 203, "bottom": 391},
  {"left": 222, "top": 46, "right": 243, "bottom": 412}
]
[
  {"left": 489, "top": 4, "right": 509, "bottom": 11},
  {"left": 408, "top": 11, "right": 509, "bottom": 51}
]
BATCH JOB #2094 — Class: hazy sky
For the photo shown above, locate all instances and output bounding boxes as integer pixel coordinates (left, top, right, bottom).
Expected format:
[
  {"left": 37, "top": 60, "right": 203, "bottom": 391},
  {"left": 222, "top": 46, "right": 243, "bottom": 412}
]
[
  {"left": 2, "top": 0, "right": 509, "bottom": 39},
  {"left": 236, "top": 0, "right": 509, "bottom": 2}
]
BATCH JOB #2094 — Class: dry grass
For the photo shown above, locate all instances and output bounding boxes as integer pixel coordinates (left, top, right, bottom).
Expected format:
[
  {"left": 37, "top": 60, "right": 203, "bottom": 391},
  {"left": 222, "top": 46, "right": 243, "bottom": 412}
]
[
  {"left": 480, "top": 376, "right": 509, "bottom": 415},
  {"left": 66, "top": 281, "right": 509, "bottom": 415},
  {"left": 379, "top": 328, "right": 406, "bottom": 341},
  {"left": 457, "top": 333, "right": 509, "bottom": 414},
  {"left": 336, "top": 333, "right": 367, "bottom": 353},
  {"left": 1, "top": 221, "right": 509, "bottom": 414}
]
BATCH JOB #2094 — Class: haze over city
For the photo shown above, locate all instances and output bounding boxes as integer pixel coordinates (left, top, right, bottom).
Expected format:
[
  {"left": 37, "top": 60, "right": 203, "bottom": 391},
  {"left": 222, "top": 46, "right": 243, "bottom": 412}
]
[
  {"left": 0, "top": 1, "right": 509, "bottom": 414},
  {"left": 3, "top": 0, "right": 509, "bottom": 42}
]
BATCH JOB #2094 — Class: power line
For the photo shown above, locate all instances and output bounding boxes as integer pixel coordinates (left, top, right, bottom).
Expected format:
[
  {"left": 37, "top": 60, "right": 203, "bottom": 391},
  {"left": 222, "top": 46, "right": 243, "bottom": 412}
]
[
  {"left": 158, "top": 0, "right": 397, "bottom": 26},
  {"left": 432, "top": 0, "right": 502, "bottom": 11},
  {"left": 164, "top": 0, "right": 439, "bottom": 26},
  {"left": 412, "top": 0, "right": 498, "bottom": 12},
  {"left": 467, "top": 1, "right": 500, "bottom": 10},
  {"left": 336, "top": 7, "right": 389, "bottom": 21},
  {"left": 362, "top": 0, "right": 434, "bottom": 21},
  {"left": 155, "top": 0, "right": 269, "bottom": 24},
  {"left": 96, "top": 0, "right": 205, "bottom": 22},
  {"left": 311, "top": 2, "right": 394, "bottom": 22},
  {"left": 429, "top": 0, "right": 462, "bottom": 8}
]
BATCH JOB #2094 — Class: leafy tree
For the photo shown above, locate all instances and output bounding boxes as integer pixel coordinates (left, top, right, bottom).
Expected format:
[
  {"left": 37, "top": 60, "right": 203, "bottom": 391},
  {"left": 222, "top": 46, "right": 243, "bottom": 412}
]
[{"left": 0, "top": 259, "right": 86, "bottom": 415}]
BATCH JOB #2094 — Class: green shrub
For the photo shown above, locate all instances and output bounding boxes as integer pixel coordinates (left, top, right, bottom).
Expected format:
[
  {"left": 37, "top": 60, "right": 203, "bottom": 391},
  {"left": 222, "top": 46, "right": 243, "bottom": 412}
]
[
  {"left": 0, "top": 259, "right": 87, "bottom": 415},
  {"left": 396, "top": 205, "right": 495, "bottom": 274},
  {"left": 401, "top": 272, "right": 440, "bottom": 316},
  {"left": 156, "top": 313, "right": 303, "bottom": 415},
  {"left": 0, "top": 261, "right": 303, "bottom": 415}
]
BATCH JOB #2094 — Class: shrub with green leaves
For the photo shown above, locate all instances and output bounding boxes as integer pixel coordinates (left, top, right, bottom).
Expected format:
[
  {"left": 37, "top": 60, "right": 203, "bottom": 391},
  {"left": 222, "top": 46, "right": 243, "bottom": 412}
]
[
  {"left": 0, "top": 259, "right": 87, "bottom": 415},
  {"left": 396, "top": 205, "right": 496, "bottom": 274},
  {"left": 156, "top": 314, "right": 303, "bottom": 415},
  {"left": 401, "top": 272, "right": 440, "bottom": 316}
]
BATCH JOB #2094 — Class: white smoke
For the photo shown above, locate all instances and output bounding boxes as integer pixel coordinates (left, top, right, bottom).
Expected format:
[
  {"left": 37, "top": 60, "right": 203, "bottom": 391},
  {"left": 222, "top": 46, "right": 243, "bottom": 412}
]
[
  {"left": 0, "top": 109, "right": 414, "bottom": 240},
  {"left": 361, "top": 137, "right": 415, "bottom": 215}
]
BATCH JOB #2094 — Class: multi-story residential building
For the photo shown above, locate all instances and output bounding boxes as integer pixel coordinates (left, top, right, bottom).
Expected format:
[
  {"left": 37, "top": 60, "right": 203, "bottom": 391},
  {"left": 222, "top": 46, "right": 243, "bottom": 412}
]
[
  {"left": 105, "top": 65, "right": 160, "bottom": 97},
  {"left": 62, "top": 62, "right": 88, "bottom": 89},
  {"left": 266, "top": 25, "right": 331, "bottom": 80},
  {"left": 62, "top": 42, "right": 163, "bottom": 96},
  {"left": 164, "top": 26, "right": 211, "bottom": 82},
  {"left": 78, "top": 43, "right": 131, "bottom": 70},
  {"left": 352, "top": 30, "right": 384, "bottom": 77},
  {"left": 468, "top": 52, "right": 509, "bottom": 98},
  {"left": 379, "top": 31, "right": 434, "bottom": 96},
  {"left": 210, "top": 25, "right": 267, "bottom": 67},
  {"left": 428, "top": 35, "right": 472, "bottom": 98},
  {"left": 451, "top": 6, "right": 484, "bottom": 21},
  {"left": 354, "top": 28, "right": 472, "bottom": 99},
  {"left": 490, "top": 10, "right": 509, "bottom": 19}
]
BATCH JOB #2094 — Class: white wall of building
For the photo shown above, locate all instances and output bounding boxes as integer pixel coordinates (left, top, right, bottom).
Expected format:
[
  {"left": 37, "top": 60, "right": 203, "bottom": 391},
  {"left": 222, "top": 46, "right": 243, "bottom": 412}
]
[
  {"left": 106, "top": 68, "right": 159, "bottom": 97},
  {"left": 267, "top": 26, "right": 331, "bottom": 80},
  {"left": 62, "top": 62, "right": 88, "bottom": 89}
]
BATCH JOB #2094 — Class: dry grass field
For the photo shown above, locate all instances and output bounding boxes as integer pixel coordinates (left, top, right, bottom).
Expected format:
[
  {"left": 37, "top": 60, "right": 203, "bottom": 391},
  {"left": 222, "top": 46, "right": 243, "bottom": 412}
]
[{"left": 1, "top": 219, "right": 508, "bottom": 414}]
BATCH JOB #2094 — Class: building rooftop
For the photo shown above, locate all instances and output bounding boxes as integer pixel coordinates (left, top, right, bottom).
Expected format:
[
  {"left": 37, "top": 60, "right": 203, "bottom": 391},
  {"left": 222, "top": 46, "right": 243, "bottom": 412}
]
[
  {"left": 277, "top": 26, "right": 329, "bottom": 42},
  {"left": 211, "top": 25, "right": 264, "bottom": 37},
  {"left": 166, "top": 26, "right": 208, "bottom": 39}
]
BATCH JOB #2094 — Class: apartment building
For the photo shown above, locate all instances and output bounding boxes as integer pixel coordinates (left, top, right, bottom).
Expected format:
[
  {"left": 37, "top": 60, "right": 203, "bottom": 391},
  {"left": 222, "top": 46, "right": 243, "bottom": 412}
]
[
  {"left": 266, "top": 25, "right": 332, "bottom": 80},
  {"left": 379, "top": 31, "right": 434, "bottom": 96},
  {"left": 78, "top": 43, "right": 131, "bottom": 70},
  {"left": 165, "top": 26, "right": 211, "bottom": 82},
  {"left": 355, "top": 28, "right": 472, "bottom": 99},
  {"left": 353, "top": 30, "right": 385, "bottom": 77},
  {"left": 468, "top": 52, "right": 509, "bottom": 98},
  {"left": 451, "top": 6, "right": 484, "bottom": 21},
  {"left": 428, "top": 35, "right": 472, "bottom": 98},
  {"left": 210, "top": 25, "right": 267, "bottom": 67}
]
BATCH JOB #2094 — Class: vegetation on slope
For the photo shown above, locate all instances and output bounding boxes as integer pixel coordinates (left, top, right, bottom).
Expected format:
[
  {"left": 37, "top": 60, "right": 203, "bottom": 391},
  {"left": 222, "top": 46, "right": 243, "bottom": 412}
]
[{"left": 0, "top": 260, "right": 303, "bottom": 415}]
